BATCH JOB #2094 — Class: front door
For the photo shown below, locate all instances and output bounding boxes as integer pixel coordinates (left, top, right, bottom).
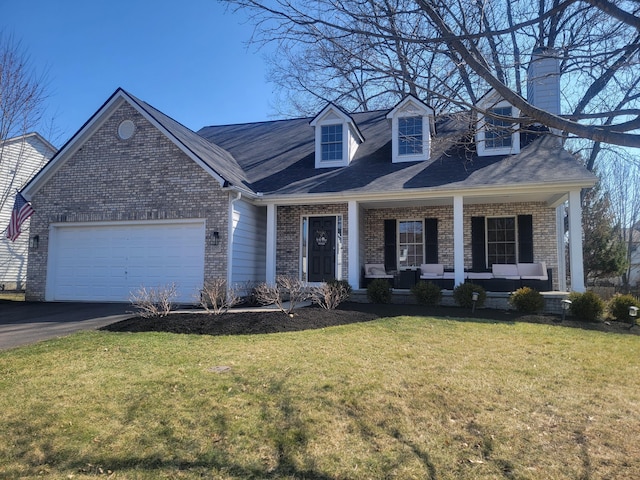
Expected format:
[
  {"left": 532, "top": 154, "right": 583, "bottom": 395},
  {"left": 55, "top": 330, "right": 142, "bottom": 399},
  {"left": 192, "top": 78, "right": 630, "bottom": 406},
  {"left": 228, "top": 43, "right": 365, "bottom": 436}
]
[{"left": 308, "top": 216, "right": 336, "bottom": 282}]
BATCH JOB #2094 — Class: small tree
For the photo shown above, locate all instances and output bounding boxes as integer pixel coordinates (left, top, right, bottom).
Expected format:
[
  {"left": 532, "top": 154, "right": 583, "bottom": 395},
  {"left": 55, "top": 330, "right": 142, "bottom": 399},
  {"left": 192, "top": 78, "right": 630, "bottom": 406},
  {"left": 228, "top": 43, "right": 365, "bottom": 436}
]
[{"left": 582, "top": 180, "right": 628, "bottom": 284}]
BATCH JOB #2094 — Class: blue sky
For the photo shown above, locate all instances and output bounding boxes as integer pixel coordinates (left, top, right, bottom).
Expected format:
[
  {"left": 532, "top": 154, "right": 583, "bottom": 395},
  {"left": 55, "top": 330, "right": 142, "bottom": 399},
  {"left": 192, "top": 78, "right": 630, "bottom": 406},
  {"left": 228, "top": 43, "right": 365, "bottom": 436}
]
[{"left": 1, "top": 0, "right": 275, "bottom": 147}]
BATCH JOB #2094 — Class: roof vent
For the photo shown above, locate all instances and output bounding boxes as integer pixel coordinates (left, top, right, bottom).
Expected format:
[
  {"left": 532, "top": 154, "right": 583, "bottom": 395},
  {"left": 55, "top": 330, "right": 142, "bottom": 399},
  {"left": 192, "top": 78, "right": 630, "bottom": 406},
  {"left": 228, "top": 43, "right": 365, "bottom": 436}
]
[{"left": 117, "top": 120, "right": 135, "bottom": 140}]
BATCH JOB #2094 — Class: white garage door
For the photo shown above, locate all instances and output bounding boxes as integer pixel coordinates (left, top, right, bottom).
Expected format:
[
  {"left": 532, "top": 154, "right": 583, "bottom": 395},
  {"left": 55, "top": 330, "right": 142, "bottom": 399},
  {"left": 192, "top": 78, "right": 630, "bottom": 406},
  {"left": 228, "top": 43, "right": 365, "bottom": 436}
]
[{"left": 47, "top": 221, "right": 206, "bottom": 302}]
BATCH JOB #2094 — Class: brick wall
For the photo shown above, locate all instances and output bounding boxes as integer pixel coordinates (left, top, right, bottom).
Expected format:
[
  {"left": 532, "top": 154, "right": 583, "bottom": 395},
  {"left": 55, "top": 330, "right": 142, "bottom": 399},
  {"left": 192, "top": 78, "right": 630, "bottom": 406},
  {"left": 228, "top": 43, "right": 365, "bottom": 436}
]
[
  {"left": 26, "top": 102, "right": 230, "bottom": 300},
  {"left": 364, "top": 202, "right": 559, "bottom": 289}
]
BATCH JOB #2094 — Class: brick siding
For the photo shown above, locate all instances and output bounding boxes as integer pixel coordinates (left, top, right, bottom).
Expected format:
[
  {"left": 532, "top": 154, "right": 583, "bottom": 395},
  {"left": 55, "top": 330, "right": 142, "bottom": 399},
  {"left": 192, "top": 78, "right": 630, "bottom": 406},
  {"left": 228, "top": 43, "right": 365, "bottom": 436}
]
[{"left": 26, "top": 103, "right": 229, "bottom": 301}]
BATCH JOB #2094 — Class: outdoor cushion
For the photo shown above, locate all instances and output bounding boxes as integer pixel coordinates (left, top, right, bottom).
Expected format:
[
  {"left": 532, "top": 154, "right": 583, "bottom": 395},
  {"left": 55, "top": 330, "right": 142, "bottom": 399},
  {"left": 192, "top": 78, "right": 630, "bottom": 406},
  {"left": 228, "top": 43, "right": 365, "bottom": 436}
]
[
  {"left": 466, "top": 272, "right": 494, "bottom": 280},
  {"left": 517, "top": 262, "right": 548, "bottom": 280},
  {"left": 365, "top": 264, "right": 393, "bottom": 278},
  {"left": 420, "top": 264, "right": 444, "bottom": 276},
  {"left": 492, "top": 264, "right": 520, "bottom": 279}
]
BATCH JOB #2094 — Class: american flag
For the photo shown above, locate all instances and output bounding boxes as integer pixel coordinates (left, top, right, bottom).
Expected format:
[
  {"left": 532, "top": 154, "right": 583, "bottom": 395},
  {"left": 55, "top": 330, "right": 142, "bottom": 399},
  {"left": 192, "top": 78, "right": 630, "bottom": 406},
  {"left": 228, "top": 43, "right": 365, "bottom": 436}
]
[{"left": 6, "top": 192, "right": 34, "bottom": 242}]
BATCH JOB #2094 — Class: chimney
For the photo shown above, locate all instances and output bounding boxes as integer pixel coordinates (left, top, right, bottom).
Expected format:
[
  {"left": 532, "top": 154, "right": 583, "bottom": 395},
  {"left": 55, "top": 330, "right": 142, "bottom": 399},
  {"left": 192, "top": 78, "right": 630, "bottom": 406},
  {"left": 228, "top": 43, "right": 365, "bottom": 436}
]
[{"left": 527, "top": 47, "right": 561, "bottom": 116}]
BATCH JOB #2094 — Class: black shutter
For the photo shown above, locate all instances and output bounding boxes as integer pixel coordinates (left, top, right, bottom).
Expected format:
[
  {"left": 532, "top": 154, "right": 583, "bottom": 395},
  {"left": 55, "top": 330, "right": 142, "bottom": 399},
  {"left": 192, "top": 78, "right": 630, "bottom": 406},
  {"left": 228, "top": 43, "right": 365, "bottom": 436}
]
[
  {"left": 518, "top": 214, "right": 534, "bottom": 263},
  {"left": 384, "top": 219, "right": 397, "bottom": 271},
  {"left": 424, "top": 218, "right": 438, "bottom": 264},
  {"left": 471, "top": 216, "right": 486, "bottom": 271}
]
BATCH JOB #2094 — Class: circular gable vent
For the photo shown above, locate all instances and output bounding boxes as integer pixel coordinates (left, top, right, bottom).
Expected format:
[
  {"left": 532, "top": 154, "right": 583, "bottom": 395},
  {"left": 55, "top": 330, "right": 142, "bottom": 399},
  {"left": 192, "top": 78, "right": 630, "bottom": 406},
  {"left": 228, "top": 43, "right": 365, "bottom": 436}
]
[{"left": 117, "top": 119, "right": 135, "bottom": 140}]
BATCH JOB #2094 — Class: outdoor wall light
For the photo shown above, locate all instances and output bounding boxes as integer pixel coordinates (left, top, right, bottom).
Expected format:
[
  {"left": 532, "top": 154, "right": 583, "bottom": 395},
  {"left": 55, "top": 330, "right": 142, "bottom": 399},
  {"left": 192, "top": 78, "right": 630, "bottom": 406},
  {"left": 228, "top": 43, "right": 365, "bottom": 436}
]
[
  {"left": 29, "top": 235, "right": 39, "bottom": 250},
  {"left": 212, "top": 231, "right": 219, "bottom": 246},
  {"left": 561, "top": 298, "right": 572, "bottom": 322}
]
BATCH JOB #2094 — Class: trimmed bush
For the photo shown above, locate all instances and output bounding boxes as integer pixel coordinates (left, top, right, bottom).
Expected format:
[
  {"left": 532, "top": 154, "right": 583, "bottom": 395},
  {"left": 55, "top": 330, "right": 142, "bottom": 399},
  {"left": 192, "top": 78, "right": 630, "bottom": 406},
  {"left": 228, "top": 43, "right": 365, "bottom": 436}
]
[
  {"left": 453, "top": 282, "right": 486, "bottom": 309},
  {"left": 411, "top": 281, "right": 442, "bottom": 306},
  {"left": 568, "top": 291, "right": 605, "bottom": 323},
  {"left": 509, "top": 287, "right": 544, "bottom": 313},
  {"left": 367, "top": 278, "right": 392, "bottom": 304},
  {"left": 607, "top": 294, "right": 640, "bottom": 323}
]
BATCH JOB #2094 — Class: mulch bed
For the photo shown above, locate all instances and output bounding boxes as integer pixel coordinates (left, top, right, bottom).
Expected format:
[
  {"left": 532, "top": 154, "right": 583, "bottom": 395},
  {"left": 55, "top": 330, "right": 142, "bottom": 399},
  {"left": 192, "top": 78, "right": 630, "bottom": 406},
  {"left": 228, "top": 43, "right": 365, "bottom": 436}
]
[{"left": 100, "top": 302, "right": 639, "bottom": 336}]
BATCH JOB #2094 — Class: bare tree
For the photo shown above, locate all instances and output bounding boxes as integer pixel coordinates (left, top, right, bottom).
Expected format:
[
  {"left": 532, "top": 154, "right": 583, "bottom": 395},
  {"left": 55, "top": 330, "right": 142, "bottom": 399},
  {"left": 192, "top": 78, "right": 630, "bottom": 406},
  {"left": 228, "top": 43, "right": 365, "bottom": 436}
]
[
  {"left": 0, "top": 33, "right": 52, "bottom": 211},
  {"left": 598, "top": 150, "right": 640, "bottom": 289},
  {"left": 224, "top": 0, "right": 640, "bottom": 149}
]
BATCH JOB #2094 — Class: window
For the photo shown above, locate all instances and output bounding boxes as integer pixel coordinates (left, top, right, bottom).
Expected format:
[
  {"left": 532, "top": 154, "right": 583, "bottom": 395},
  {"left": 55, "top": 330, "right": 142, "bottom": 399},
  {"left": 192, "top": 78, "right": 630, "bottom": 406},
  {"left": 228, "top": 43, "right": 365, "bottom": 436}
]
[
  {"left": 487, "top": 217, "right": 516, "bottom": 265},
  {"left": 399, "top": 116, "right": 423, "bottom": 155},
  {"left": 484, "top": 106, "right": 513, "bottom": 149},
  {"left": 321, "top": 124, "right": 343, "bottom": 161},
  {"left": 398, "top": 220, "right": 423, "bottom": 268}
]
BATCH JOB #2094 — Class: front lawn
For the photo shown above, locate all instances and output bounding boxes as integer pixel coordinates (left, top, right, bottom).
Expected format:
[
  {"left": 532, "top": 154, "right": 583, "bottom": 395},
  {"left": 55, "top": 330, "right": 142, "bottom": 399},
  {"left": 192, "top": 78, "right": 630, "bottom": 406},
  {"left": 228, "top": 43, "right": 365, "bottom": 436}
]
[{"left": 1, "top": 313, "right": 638, "bottom": 479}]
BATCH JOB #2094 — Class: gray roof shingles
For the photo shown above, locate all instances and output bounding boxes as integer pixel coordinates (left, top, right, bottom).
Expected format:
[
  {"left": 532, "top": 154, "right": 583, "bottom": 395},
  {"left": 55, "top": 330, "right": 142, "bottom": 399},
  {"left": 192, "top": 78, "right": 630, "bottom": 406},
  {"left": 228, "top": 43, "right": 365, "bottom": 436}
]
[{"left": 197, "top": 109, "right": 595, "bottom": 197}]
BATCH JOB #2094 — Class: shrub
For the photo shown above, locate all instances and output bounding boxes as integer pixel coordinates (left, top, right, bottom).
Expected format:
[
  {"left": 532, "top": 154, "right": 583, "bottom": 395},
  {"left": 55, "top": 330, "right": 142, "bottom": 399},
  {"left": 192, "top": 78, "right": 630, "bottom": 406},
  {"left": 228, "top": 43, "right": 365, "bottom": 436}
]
[
  {"left": 254, "top": 275, "right": 311, "bottom": 314},
  {"left": 411, "top": 281, "right": 442, "bottom": 306},
  {"left": 568, "top": 291, "right": 605, "bottom": 323},
  {"left": 310, "top": 280, "right": 352, "bottom": 310},
  {"left": 453, "top": 282, "right": 486, "bottom": 309},
  {"left": 129, "top": 283, "right": 177, "bottom": 318},
  {"left": 199, "top": 278, "right": 242, "bottom": 315},
  {"left": 509, "top": 287, "right": 544, "bottom": 313},
  {"left": 367, "top": 278, "right": 392, "bottom": 304},
  {"left": 607, "top": 294, "right": 640, "bottom": 323}
]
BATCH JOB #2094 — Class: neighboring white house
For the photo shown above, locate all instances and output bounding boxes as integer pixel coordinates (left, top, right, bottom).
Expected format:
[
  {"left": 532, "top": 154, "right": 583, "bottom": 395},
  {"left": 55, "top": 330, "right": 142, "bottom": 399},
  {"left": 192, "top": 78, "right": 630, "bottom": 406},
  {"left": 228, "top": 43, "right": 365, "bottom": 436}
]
[{"left": 0, "top": 133, "right": 57, "bottom": 290}]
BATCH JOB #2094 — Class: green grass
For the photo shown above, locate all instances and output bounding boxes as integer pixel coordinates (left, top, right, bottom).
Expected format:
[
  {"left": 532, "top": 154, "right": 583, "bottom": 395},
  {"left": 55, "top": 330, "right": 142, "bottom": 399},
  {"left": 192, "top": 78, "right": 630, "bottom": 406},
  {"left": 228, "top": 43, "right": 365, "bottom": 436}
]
[{"left": 1, "top": 315, "right": 639, "bottom": 479}]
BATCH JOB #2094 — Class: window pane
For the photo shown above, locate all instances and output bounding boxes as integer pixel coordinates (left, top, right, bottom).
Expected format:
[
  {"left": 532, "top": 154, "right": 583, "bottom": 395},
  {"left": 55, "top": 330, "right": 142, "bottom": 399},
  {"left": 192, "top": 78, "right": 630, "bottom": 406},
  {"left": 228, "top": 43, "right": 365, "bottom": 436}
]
[
  {"left": 485, "top": 107, "right": 513, "bottom": 149},
  {"left": 486, "top": 217, "right": 516, "bottom": 266},
  {"left": 399, "top": 116, "right": 423, "bottom": 155},
  {"left": 398, "top": 220, "right": 424, "bottom": 268},
  {"left": 321, "top": 124, "right": 343, "bottom": 161}
]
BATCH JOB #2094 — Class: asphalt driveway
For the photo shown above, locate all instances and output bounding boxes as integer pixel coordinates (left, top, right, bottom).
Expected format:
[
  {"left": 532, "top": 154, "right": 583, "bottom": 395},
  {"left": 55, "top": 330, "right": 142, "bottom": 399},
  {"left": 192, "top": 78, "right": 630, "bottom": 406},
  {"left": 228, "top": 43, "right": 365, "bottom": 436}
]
[{"left": 0, "top": 301, "right": 131, "bottom": 350}]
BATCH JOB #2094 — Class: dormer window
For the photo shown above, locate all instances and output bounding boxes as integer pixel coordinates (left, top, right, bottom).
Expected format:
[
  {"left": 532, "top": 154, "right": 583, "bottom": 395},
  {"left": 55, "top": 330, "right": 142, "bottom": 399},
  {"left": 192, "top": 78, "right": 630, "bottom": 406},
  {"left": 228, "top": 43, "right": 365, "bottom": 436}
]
[
  {"left": 476, "top": 93, "right": 520, "bottom": 156},
  {"left": 399, "top": 116, "right": 423, "bottom": 155},
  {"left": 386, "top": 96, "right": 434, "bottom": 163},
  {"left": 321, "top": 124, "right": 343, "bottom": 161},
  {"left": 310, "top": 104, "right": 364, "bottom": 168}
]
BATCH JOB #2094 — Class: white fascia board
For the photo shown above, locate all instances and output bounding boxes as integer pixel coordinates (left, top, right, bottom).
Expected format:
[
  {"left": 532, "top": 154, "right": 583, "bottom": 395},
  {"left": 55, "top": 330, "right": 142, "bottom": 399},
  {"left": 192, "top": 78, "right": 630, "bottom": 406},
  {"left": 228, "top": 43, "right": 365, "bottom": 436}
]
[{"left": 251, "top": 180, "right": 596, "bottom": 206}]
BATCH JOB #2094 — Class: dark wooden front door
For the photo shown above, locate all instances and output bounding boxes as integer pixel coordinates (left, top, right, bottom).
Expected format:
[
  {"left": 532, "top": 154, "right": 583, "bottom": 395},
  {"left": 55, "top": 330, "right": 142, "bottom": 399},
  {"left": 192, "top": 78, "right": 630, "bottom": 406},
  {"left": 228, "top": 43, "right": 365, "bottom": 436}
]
[{"left": 308, "top": 216, "right": 336, "bottom": 282}]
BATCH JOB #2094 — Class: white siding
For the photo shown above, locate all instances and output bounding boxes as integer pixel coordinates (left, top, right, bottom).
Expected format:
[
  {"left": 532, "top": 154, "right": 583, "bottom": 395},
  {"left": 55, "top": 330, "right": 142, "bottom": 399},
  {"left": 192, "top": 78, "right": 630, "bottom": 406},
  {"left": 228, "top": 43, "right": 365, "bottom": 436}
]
[
  {"left": 0, "top": 134, "right": 56, "bottom": 289},
  {"left": 230, "top": 199, "right": 267, "bottom": 288}
]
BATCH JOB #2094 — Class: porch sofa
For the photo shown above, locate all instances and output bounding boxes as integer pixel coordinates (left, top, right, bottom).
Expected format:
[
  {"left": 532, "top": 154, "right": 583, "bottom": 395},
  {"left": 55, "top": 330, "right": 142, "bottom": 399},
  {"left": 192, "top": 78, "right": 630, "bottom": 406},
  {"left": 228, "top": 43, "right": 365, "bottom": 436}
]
[
  {"left": 363, "top": 263, "right": 394, "bottom": 287},
  {"left": 416, "top": 262, "right": 551, "bottom": 292}
]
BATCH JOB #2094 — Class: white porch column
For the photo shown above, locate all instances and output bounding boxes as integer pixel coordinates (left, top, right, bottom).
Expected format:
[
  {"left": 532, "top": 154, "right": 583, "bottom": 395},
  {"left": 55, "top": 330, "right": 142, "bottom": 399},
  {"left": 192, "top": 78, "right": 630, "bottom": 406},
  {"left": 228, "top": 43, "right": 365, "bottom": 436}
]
[
  {"left": 265, "top": 203, "right": 277, "bottom": 284},
  {"left": 347, "top": 200, "right": 360, "bottom": 288},
  {"left": 453, "top": 195, "right": 465, "bottom": 286},
  {"left": 556, "top": 204, "right": 567, "bottom": 291},
  {"left": 568, "top": 190, "right": 585, "bottom": 292}
]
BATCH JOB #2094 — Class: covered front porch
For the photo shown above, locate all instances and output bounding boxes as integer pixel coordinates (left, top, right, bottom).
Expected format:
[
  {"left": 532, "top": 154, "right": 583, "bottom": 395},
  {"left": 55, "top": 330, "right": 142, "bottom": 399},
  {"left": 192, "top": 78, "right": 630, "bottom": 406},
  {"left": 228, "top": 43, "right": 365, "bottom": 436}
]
[{"left": 263, "top": 187, "right": 587, "bottom": 294}]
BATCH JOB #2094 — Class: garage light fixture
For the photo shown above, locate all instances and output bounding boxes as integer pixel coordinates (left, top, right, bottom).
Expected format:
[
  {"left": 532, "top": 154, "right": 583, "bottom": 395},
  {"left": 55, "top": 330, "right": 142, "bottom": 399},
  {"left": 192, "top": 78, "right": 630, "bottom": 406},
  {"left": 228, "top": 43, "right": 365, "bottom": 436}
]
[
  {"left": 29, "top": 235, "right": 39, "bottom": 250},
  {"left": 212, "top": 231, "right": 219, "bottom": 246}
]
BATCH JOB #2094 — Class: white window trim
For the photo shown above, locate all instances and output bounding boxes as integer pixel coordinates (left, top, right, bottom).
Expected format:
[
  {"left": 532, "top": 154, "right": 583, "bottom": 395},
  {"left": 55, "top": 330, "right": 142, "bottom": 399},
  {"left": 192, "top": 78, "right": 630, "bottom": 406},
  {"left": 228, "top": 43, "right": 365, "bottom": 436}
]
[
  {"left": 476, "top": 100, "right": 520, "bottom": 157},
  {"left": 386, "top": 97, "right": 434, "bottom": 164},
  {"left": 397, "top": 218, "right": 425, "bottom": 270},
  {"left": 485, "top": 215, "right": 519, "bottom": 265},
  {"left": 310, "top": 105, "right": 363, "bottom": 169}
]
